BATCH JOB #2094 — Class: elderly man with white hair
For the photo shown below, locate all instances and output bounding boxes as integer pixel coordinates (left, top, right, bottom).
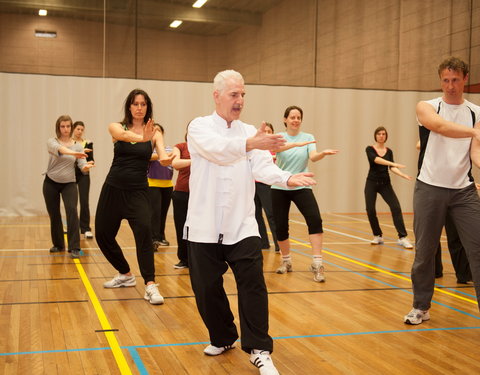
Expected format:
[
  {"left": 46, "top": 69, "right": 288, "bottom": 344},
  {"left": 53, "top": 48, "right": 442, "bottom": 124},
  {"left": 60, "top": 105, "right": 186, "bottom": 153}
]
[{"left": 185, "top": 70, "right": 316, "bottom": 375}]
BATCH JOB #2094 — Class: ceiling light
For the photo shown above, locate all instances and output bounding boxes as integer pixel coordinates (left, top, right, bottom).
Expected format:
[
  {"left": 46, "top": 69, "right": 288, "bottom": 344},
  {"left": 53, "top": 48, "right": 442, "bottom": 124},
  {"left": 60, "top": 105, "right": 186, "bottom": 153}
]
[
  {"left": 192, "top": 0, "right": 208, "bottom": 8},
  {"left": 38, "top": 9, "right": 47, "bottom": 16},
  {"left": 35, "top": 30, "right": 57, "bottom": 38},
  {"left": 169, "top": 20, "right": 183, "bottom": 28}
]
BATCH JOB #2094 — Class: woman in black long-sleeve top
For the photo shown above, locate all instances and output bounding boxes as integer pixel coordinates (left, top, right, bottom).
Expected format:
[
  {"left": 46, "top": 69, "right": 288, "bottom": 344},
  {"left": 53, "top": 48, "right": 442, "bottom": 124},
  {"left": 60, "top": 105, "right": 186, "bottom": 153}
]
[{"left": 365, "top": 126, "right": 414, "bottom": 248}]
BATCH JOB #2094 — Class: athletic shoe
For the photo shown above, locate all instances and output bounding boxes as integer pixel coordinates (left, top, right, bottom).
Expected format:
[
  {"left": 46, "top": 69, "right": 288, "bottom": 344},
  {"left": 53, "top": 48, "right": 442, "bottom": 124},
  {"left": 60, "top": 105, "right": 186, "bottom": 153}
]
[
  {"left": 276, "top": 260, "right": 292, "bottom": 274},
  {"left": 84, "top": 231, "right": 94, "bottom": 239},
  {"left": 70, "top": 249, "right": 81, "bottom": 259},
  {"left": 274, "top": 247, "right": 281, "bottom": 254},
  {"left": 152, "top": 241, "right": 161, "bottom": 252},
  {"left": 404, "top": 308, "right": 430, "bottom": 325},
  {"left": 144, "top": 283, "right": 164, "bottom": 305},
  {"left": 159, "top": 239, "right": 170, "bottom": 246},
  {"left": 204, "top": 344, "right": 235, "bottom": 356},
  {"left": 173, "top": 261, "right": 188, "bottom": 269},
  {"left": 250, "top": 350, "right": 279, "bottom": 375},
  {"left": 311, "top": 263, "right": 325, "bottom": 282},
  {"left": 103, "top": 273, "right": 136, "bottom": 288},
  {"left": 49, "top": 246, "right": 65, "bottom": 253},
  {"left": 370, "top": 236, "right": 384, "bottom": 245},
  {"left": 398, "top": 237, "right": 413, "bottom": 249}
]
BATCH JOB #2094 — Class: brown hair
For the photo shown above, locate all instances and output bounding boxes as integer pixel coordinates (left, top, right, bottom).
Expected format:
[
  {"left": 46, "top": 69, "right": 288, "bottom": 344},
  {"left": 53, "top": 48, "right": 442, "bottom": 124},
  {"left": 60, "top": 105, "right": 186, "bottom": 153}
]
[
  {"left": 283, "top": 105, "right": 303, "bottom": 127},
  {"left": 55, "top": 115, "right": 73, "bottom": 138},
  {"left": 374, "top": 126, "right": 388, "bottom": 142},
  {"left": 438, "top": 57, "right": 469, "bottom": 77}
]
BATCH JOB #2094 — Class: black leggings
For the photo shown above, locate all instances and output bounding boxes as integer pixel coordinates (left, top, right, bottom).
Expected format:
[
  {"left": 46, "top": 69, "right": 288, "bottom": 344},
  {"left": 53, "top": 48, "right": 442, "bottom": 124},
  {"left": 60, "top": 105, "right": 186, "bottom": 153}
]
[
  {"left": 149, "top": 186, "right": 173, "bottom": 242},
  {"left": 364, "top": 179, "right": 407, "bottom": 238},
  {"left": 271, "top": 188, "right": 323, "bottom": 241}
]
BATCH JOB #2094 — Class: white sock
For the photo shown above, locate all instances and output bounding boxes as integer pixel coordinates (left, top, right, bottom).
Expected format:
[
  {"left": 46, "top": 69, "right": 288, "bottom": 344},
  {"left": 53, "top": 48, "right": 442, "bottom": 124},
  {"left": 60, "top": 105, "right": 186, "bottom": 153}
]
[
  {"left": 282, "top": 255, "right": 291, "bottom": 262},
  {"left": 313, "top": 255, "right": 323, "bottom": 266}
]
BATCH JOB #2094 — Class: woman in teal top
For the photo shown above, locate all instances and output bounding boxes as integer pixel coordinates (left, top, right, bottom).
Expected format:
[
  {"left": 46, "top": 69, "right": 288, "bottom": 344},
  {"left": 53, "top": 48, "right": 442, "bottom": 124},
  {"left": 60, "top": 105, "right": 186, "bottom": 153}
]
[{"left": 272, "top": 105, "right": 339, "bottom": 282}]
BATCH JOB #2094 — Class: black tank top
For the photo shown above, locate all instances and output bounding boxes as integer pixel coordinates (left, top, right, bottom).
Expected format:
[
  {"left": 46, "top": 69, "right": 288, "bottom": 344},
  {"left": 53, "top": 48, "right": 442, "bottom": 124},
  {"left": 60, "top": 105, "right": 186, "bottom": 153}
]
[{"left": 106, "top": 127, "right": 153, "bottom": 189}]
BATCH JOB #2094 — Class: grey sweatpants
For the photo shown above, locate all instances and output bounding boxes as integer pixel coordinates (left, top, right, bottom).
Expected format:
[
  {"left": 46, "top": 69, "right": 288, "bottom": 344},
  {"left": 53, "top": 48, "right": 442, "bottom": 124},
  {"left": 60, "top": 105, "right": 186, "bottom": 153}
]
[{"left": 412, "top": 180, "right": 480, "bottom": 310}]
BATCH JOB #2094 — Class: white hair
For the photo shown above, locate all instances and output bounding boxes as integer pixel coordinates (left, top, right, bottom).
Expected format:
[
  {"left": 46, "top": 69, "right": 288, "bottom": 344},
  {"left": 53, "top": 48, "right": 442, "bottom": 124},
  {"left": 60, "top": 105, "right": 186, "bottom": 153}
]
[{"left": 213, "top": 70, "right": 244, "bottom": 93}]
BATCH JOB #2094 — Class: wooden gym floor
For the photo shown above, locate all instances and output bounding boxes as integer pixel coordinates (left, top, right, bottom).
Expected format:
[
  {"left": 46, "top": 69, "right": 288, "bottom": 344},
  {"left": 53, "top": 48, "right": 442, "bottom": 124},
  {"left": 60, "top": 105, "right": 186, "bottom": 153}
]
[{"left": 0, "top": 212, "right": 479, "bottom": 374}]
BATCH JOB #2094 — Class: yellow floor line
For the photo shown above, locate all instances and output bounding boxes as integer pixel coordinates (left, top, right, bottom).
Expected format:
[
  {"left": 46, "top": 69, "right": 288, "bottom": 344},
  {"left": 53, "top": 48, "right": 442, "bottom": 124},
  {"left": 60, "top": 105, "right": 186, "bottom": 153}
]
[
  {"left": 289, "top": 238, "right": 478, "bottom": 306},
  {"left": 74, "top": 258, "right": 133, "bottom": 375}
]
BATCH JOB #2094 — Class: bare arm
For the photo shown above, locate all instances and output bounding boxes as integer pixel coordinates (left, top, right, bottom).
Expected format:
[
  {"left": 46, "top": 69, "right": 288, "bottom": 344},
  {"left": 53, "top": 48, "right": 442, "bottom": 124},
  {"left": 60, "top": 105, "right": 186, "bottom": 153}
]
[
  {"left": 108, "top": 119, "right": 156, "bottom": 143},
  {"left": 417, "top": 101, "right": 480, "bottom": 140},
  {"left": 152, "top": 131, "right": 174, "bottom": 166},
  {"left": 471, "top": 123, "right": 480, "bottom": 168},
  {"left": 309, "top": 149, "right": 339, "bottom": 162},
  {"left": 390, "top": 167, "right": 413, "bottom": 181},
  {"left": 171, "top": 146, "right": 191, "bottom": 170},
  {"left": 276, "top": 140, "right": 316, "bottom": 153}
]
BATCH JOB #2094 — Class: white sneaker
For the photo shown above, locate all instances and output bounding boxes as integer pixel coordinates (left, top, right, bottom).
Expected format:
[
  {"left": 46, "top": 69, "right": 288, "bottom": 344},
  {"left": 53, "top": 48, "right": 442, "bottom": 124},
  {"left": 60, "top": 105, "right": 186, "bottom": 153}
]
[
  {"left": 276, "top": 260, "right": 292, "bottom": 274},
  {"left": 250, "top": 350, "right": 279, "bottom": 375},
  {"left": 84, "top": 231, "right": 94, "bottom": 239},
  {"left": 203, "top": 344, "right": 235, "bottom": 356},
  {"left": 103, "top": 273, "right": 136, "bottom": 288},
  {"left": 398, "top": 237, "right": 413, "bottom": 249},
  {"left": 144, "top": 283, "right": 164, "bottom": 305},
  {"left": 404, "top": 308, "right": 430, "bottom": 325},
  {"left": 370, "top": 236, "right": 384, "bottom": 245},
  {"left": 311, "top": 263, "right": 325, "bottom": 282}
]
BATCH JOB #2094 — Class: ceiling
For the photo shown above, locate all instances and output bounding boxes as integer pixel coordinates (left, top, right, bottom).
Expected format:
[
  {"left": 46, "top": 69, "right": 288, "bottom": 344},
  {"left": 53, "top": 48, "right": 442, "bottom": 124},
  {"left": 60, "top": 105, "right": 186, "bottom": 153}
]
[{"left": 0, "top": 0, "right": 281, "bottom": 36}]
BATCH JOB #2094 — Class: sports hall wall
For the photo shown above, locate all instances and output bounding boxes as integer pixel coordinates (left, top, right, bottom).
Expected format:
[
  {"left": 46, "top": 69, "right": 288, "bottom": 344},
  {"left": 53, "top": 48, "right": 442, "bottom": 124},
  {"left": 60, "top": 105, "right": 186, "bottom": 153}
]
[{"left": 1, "top": 0, "right": 479, "bottom": 216}]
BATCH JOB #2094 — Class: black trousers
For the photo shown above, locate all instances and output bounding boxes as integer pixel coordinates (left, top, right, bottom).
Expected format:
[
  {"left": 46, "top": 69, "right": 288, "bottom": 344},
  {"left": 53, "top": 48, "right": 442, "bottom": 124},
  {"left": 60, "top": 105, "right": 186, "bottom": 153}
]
[
  {"left": 254, "top": 182, "right": 279, "bottom": 250},
  {"left": 364, "top": 179, "right": 407, "bottom": 238},
  {"left": 42, "top": 176, "right": 80, "bottom": 251},
  {"left": 95, "top": 183, "right": 155, "bottom": 284},
  {"left": 149, "top": 186, "right": 173, "bottom": 242},
  {"left": 435, "top": 213, "right": 472, "bottom": 281},
  {"left": 76, "top": 172, "right": 91, "bottom": 233},
  {"left": 188, "top": 236, "right": 273, "bottom": 354},
  {"left": 172, "top": 190, "right": 189, "bottom": 263}
]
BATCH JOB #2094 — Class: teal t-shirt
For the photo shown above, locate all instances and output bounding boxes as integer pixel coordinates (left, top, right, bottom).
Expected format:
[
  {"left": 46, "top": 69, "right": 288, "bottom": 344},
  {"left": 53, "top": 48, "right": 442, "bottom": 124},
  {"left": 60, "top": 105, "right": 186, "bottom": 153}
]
[{"left": 272, "top": 132, "right": 316, "bottom": 191}]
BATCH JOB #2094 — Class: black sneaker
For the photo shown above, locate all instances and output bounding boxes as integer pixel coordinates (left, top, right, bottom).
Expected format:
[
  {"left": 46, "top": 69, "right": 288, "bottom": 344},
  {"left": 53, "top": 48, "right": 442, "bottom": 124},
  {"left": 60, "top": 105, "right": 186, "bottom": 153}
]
[
  {"left": 159, "top": 239, "right": 170, "bottom": 246},
  {"left": 49, "top": 246, "right": 65, "bottom": 253},
  {"left": 174, "top": 261, "right": 188, "bottom": 269},
  {"left": 70, "top": 249, "right": 81, "bottom": 259}
]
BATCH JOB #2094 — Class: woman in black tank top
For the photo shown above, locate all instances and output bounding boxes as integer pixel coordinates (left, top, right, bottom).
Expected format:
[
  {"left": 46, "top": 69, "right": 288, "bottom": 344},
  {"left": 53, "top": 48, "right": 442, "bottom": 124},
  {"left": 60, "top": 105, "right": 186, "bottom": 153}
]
[{"left": 95, "top": 89, "right": 172, "bottom": 305}]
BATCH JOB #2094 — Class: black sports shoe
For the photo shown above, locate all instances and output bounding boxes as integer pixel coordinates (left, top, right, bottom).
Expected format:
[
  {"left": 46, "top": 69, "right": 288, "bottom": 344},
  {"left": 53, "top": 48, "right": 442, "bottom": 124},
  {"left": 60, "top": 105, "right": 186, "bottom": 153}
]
[
  {"left": 49, "top": 246, "right": 65, "bottom": 253},
  {"left": 173, "top": 261, "right": 188, "bottom": 269}
]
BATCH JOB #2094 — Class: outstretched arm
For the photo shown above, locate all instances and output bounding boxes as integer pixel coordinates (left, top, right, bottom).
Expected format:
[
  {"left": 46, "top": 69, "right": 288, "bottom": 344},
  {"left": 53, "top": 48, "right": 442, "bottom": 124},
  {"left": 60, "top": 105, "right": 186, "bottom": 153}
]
[
  {"left": 276, "top": 140, "right": 316, "bottom": 153},
  {"left": 171, "top": 146, "right": 191, "bottom": 170},
  {"left": 390, "top": 167, "right": 413, "bottom": 181},
  {"left": 309, "top": 149, "right": 339, "bottom": 162}
]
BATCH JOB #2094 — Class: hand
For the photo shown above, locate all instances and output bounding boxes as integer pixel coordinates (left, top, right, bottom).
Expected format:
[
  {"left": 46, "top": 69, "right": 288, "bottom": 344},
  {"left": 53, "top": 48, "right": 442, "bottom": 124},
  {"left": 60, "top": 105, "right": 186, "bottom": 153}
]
[
  {"left": 72, "top": 152, "right": 88, "bottom": 159},
  {"left": 296, "top": 140, "right": 316, "bottom": 147},
  {"left": 404, "top": 175, "right": 413, "bottom": 181},
  {"left": 142, "top": 118, "right": 157, "bottom": 142},
  {"left": 287, "top": 172, "right": 316, "bottom": 187},
  {"left": 247, "top": 122, "right": 286, "bottom": 151},
  {"left": 321, "top": 149, "right": 339, "bottom": 156},
  {"left": 82, "top": 161, "right": 95, "bottom": 172},
  {"left": 83, "top": 148, "right": 92, "bottom": 153},
  {"left": 160, "top": 152, "right": 175, "bottom": 166}
]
